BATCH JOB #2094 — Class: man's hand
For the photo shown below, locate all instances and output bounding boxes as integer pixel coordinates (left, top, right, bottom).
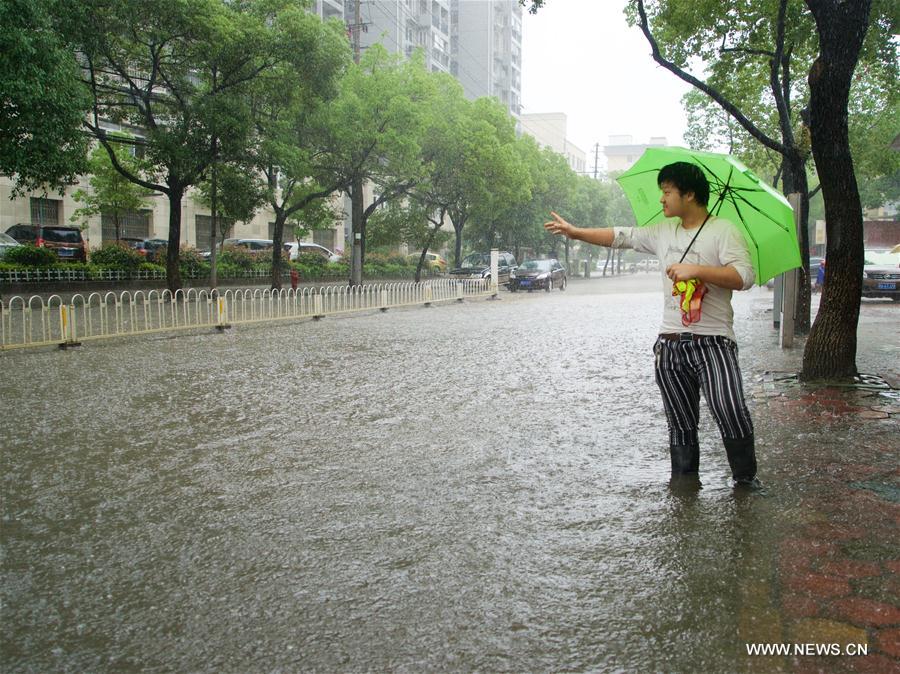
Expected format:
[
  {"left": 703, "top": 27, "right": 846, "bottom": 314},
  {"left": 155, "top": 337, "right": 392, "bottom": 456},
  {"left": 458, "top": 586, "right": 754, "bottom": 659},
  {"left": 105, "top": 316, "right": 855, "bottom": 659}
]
[
  {"left": 666, "top": 263, "right": 745, "bottom": 290},
  {"left": 666, "top": 263, "right": 701, "bottom": 283},
  {"left": 544, "top": 211, "right": 573, "bottom": 238}
]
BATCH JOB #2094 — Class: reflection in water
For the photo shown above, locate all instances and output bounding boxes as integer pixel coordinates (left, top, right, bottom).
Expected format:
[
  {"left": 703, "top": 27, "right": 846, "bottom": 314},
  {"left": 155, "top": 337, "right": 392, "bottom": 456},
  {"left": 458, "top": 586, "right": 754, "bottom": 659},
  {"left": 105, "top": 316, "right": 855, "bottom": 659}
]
[{"left": 0, "top": 281, "right": 893, "bottom": 671}]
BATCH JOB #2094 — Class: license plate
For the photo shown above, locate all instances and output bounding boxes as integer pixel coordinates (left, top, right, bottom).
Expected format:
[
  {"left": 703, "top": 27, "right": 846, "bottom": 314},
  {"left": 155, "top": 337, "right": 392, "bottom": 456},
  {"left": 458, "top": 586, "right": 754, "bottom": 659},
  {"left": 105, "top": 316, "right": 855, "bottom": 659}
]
[
  {"left": 58, "top": 249, "right": 74, "bottom": 257},
  {"left": 877, "top": 282, "right": 896, "bottom": 290},
  {"left": 519, "top": 280, "right": 531, "bottom": 286}
]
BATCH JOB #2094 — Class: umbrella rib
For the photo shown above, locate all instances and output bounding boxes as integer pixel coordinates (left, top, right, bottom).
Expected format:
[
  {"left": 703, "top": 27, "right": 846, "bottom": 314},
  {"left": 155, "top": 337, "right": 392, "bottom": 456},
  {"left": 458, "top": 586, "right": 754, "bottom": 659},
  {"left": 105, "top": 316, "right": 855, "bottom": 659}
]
[{"left": 726, "top": 190, "right": 792, "bottom": 233}]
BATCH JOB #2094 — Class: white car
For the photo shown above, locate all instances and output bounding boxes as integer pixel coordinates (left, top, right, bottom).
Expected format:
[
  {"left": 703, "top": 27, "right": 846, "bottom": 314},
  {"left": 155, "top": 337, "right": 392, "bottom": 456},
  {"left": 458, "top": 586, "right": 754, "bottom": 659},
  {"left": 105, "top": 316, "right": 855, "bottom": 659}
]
[{"left": 283, "top": 242, "right": 341, "bottom": 263}]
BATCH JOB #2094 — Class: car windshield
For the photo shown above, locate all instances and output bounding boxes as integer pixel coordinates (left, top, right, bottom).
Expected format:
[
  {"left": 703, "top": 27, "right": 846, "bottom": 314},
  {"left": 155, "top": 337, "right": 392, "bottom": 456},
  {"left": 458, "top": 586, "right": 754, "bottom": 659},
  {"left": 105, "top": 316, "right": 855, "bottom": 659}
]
[
  {"left": 519, "top": 259, "right": 553, "bottom": 272},
  {"left": 864, "top": 251, "right": 898, "bottom": 266},
  {"left": 43, "top": 228, "right": 82, "bottom": 243},
  {"left": 461, "top": 253, "right": 489, "bottom": 267},
  {"left": 0, "top": 232, "right": 18, "bottom": 244}
]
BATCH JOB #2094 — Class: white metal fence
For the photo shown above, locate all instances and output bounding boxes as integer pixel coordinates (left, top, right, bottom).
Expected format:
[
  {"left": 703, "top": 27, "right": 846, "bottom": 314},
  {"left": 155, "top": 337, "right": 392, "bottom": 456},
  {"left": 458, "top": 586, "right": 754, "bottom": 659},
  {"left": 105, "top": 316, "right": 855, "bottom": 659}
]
[{"left": 0, "top": 279, "right": 494, "bottom": 351}]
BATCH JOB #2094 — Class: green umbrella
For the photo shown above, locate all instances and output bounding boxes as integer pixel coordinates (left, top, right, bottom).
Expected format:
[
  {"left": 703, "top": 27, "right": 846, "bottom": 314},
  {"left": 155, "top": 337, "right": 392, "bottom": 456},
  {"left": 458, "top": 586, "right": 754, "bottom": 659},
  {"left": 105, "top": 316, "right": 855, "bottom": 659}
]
[{"left": 616, "top": 146, "right": 801, "bottom": 285}]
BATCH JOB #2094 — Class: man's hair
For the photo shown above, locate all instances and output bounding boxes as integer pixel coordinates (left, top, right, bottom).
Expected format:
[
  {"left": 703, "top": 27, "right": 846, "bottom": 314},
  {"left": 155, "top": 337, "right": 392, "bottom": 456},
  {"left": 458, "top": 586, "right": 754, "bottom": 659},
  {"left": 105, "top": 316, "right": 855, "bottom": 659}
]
[{"left": 657, "top": 162, "right": 710, "bottom": 206}]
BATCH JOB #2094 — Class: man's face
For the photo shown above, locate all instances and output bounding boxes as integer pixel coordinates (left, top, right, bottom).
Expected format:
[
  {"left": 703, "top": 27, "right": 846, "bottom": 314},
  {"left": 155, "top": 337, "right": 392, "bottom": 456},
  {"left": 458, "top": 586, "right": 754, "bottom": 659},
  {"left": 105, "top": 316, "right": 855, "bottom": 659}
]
[{"left": 659, "top": 181, "right": 692, "bottom": 218}]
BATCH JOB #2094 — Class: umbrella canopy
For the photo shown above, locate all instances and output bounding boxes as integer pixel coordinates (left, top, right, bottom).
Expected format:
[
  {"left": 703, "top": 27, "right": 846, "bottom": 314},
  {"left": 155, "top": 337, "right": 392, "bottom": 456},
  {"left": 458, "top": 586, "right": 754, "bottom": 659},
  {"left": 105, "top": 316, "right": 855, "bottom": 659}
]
[{"left": 616, "top": 146, "right": 801, "bottom": 285}]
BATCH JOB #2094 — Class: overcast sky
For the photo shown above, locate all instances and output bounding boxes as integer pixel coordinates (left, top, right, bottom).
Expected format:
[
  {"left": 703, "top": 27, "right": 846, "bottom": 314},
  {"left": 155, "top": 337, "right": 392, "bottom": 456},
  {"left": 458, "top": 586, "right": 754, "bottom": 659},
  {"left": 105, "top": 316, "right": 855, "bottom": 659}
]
[{"left": 521, "top": 1, "right": 693, "bottom": 172}]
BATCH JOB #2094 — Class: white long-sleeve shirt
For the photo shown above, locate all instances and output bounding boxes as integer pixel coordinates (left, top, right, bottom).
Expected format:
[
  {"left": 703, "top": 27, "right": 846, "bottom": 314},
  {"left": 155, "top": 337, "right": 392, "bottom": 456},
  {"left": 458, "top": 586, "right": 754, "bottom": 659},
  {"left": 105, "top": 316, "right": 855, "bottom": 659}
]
[{"left": 612, "top": 217, "right": 755, "bottom": 342}]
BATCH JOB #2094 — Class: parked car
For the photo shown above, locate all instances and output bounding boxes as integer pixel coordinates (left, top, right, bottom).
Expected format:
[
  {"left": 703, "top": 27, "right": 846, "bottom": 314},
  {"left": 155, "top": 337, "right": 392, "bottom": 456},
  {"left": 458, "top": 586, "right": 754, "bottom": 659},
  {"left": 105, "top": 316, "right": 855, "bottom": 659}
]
[
  {"left": 117, "top": 237, "right": 168, "bottom": 263},
  {"left": 406, "top": 251, "right": 448, "bottom": 272},
  {"left": 224, "top": 238, "right": 275, "bottom": 252},
  {"left": 449, "top": 251, "right": 517, "bottom": 287},
  {"left": 0, "top": 232, "right": 22, "bottom": 259},
  {"left": 862, "top": 249, "right": 900, "bottom": 301},
  {"left": 203, "top": 238, "right": 279, "bottom": 260},
  {"left": 5, "top": 223, "right": 87, "bottom": 262},
  {"left": 509, "top": 258, "right": 567, "bottom": 292},
  {"left": 283, "top": 241, "right": 341, "bottom": 263}
]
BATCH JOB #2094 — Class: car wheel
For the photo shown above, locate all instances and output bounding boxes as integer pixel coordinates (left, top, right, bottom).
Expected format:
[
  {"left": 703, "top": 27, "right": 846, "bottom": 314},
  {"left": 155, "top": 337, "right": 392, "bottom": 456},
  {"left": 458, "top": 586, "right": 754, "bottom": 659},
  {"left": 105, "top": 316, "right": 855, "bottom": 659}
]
[
  {"left": 546, "top": 279, "right": 553, "bottom": 292},
  {"left": 560, "top": 275, "right": 567, "bottom": 291}
]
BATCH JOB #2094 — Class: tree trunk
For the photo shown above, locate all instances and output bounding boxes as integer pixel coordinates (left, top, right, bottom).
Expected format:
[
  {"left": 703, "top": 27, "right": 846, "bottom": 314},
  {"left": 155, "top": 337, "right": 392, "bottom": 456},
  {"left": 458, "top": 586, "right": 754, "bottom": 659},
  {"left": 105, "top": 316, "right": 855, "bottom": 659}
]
[
  {"left": 209, "top": 152, "right": 218, "bottom": 290},
  {"left": 350, "top": 178, "right": 363, "bottom": 286},
  {"left": 270, "top": 209, "right": 287, "bottom": 291},
  {"left": 800, "top": 0, "right": 871, "bottom": 380},
  {"left": 165, "top": 186, "right": 184, "bottom": 294}
]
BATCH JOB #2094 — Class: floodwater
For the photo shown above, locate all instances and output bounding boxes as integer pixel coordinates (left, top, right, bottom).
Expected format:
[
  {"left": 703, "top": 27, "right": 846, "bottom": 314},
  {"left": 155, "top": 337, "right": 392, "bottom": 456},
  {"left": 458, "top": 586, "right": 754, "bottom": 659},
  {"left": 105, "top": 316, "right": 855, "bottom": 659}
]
[{"left": 0, "top": 275, "right": 895, "bottom": 672}]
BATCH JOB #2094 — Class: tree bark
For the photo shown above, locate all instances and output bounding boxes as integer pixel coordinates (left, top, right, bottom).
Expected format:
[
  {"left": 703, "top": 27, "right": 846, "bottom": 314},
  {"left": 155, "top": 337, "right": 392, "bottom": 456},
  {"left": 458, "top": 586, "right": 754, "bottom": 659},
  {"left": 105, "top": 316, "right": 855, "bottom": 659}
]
[
  {"left": 165, "top": 185, "right": 185, "bottom": 294},
  {"left": 270, "top": 209, "right": 287, "bottom": 291},
  {"left": 350, "top": 178, "right": 364, "bottom": 286},
  {"left": 800, "top": 0, "right": 871, "bottom": 380}
]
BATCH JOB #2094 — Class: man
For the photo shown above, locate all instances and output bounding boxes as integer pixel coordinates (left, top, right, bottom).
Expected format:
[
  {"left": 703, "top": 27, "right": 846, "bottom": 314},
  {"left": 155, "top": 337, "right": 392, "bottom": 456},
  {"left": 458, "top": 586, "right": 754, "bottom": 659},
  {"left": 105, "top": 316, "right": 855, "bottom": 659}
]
[{"left": 544, "top": 162, "right": 760, "bottom": 489}]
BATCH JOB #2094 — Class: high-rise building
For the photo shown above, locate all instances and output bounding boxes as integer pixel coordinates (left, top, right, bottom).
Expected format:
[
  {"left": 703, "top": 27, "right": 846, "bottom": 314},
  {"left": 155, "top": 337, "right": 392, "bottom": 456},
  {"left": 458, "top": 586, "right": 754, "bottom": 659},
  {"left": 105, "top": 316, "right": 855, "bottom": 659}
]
[
  {"left": 314, "top": 0, "right": 345, "bottom": 21},
  {"left": 350, "top": 0, "right": 452, "bottom": 73},
  {"left": 520, "top": 113, "right": 586, "bottom": 175},
  {"left": 450, "top": 0, "right": 523, "bottom": 119}
]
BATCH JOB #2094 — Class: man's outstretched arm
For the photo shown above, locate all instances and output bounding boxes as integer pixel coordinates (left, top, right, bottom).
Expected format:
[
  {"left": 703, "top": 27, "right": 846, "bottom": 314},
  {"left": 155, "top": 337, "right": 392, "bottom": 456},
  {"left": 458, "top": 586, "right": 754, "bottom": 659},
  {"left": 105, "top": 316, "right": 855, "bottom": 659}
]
[{"left": 544, "top": 211, "right": 615, "bottom": 247}]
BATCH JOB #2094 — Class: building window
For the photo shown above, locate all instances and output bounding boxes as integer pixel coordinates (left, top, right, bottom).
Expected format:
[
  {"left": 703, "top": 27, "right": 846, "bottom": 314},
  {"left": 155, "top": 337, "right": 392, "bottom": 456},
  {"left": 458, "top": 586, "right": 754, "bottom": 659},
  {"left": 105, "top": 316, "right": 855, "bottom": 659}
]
[
  {"left": 313, "top": 228, "right": 335, "bottom": 249},
  {"left": 101, "top": 209, "right": 151, "bottom": 242},
  {"left": 196, "top": 214, "right": 235, "bottom": 248},
  {"left": 30, "top": 198, "right": 61, "bottom": 226}
]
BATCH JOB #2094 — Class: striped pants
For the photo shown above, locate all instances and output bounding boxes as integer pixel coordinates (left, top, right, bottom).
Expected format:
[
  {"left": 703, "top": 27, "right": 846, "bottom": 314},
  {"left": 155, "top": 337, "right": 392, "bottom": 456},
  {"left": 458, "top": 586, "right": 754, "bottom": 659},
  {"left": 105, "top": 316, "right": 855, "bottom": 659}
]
[{"left": 653, "top": 335, "right": 754, "bottom": 447}]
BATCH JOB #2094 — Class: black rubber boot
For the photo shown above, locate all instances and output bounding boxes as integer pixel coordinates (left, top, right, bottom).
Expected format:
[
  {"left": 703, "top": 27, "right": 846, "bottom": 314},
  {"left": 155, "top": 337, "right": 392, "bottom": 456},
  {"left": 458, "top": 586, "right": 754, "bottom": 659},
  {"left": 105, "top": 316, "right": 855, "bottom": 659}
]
[
  {"left": 724, "top": 436, "right": 761, "bottom": 488},
  {"left": 669, "top": 444, "right": 699, "bottom": 475}
]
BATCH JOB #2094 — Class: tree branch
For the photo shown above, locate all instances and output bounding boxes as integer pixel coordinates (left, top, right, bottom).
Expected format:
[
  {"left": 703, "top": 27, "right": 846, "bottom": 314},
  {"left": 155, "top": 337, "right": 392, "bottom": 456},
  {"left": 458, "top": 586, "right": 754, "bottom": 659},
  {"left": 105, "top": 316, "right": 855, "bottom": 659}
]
[
  {"left": 635, "top": 0, "right": 787, "bottom": 155},
  {"left": 84, "top": 122, "right": 168, "bottom": 194},
  {"left": 770, "top": 0, "right": 796, "bottom": 146}
]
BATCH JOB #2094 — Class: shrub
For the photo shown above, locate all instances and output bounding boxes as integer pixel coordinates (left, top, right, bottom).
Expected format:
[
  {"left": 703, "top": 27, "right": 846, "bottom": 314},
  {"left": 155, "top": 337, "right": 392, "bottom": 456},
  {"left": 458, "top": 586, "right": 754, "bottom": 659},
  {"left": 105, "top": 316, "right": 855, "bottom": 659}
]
[
  {"left": 178, "top": 247, "right": 209, "bottom": 277},
  {"left": 219, "top": 245, "right": 255, "bottom": 270},
  {"left": 386, "top": 253, "right": 408, "bottom": 266},
  {"left": 90, "top": 243, "right": 145, "bottom": 271},
  {"left": 4, "top": 244, "right": 57, "bottom": 267},
  {"left": 297, "top": 252, "right": 327, "bottom": 267}
]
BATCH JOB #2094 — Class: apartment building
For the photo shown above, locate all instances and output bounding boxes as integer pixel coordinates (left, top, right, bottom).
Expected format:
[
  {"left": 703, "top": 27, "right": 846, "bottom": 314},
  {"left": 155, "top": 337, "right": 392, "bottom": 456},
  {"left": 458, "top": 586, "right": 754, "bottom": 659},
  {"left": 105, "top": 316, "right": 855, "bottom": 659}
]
[
  {"left": 520, "top": 113, "right": 587, "bottom": 175},
  {"left": 450, "top": 0, "right": 523, "bottom": 120},
  {"left": 352, "top": 0, "right": 452, "bottom": 73},
  {"left": 604, "top": 135, "right": 669, "bottom": 173}
]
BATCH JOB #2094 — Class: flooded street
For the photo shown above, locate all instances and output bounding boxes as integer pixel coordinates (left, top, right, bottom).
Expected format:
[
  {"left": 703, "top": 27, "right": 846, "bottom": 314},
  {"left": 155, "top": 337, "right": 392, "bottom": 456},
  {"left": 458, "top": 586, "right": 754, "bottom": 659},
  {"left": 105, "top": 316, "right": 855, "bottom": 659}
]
[{"left": 2, "top": 275, "right": 897, "bottom": 672}]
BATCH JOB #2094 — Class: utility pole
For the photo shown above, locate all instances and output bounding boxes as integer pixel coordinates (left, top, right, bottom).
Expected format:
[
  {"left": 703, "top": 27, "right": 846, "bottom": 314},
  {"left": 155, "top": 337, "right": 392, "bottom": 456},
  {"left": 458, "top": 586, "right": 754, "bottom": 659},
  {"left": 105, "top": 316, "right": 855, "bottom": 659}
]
[
  {"left": 349, "top": 0, "right": 365, "bottom": 286},
  {"left": 593, "top": 142, "right": 600, "bottom": 179}
]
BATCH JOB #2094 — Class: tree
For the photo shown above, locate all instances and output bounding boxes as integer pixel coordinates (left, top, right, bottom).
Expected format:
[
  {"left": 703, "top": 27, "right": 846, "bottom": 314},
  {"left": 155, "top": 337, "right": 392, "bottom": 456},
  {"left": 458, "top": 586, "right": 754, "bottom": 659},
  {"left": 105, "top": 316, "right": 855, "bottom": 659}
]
[
  {"left": 248, "top": 8, "right": 351, "bottom": 289},
  {"left": 452, "top": 97, "right": 530, "bottom": 262},
  {"left": 74, "top": 0, "right": 288, "bottom": 292},
  {"left": 70, "top": 139, "right": 154, "bottom": 243},
  {"left": 0, "top": 0, "right": 90, "bottom": 195},
  {"left": 315, "top": 45, "right": 437, "bottom": 285},
  {"left": 801, "top": 0, "right": 874, "bottom": 379},
  {"left": 194, "top": 163, "right": 265, "bottom": 246}
]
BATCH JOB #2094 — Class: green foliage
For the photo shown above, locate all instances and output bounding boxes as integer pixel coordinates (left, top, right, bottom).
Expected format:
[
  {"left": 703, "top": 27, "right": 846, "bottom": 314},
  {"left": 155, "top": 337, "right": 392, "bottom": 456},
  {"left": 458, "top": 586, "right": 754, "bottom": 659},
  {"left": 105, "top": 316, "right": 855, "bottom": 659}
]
[
  {"left": 90, "top": 243, "right": 145, "bottom": 271},
  {"left": 71, "top": 139, "right": 154, "bottom": 232},
  {"left": 0, "top": 0, "right": 90, "bottom": 195},
  {"left": 218, "top": 246, "right": 258, "bottom": 270},
  {"left": 177, "top": 248, "right": 209, "bottom": 277},
  {"left": 3, "top": 244, "right": 57, "bottom": 267}
]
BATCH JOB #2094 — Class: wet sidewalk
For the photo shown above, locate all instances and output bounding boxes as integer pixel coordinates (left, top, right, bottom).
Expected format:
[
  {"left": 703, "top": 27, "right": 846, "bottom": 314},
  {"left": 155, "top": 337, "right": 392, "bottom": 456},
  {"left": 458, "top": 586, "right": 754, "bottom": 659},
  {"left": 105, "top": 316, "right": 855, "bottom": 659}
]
[{"left": 731, "top": 290, "right": 899, "bottom": 673}]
